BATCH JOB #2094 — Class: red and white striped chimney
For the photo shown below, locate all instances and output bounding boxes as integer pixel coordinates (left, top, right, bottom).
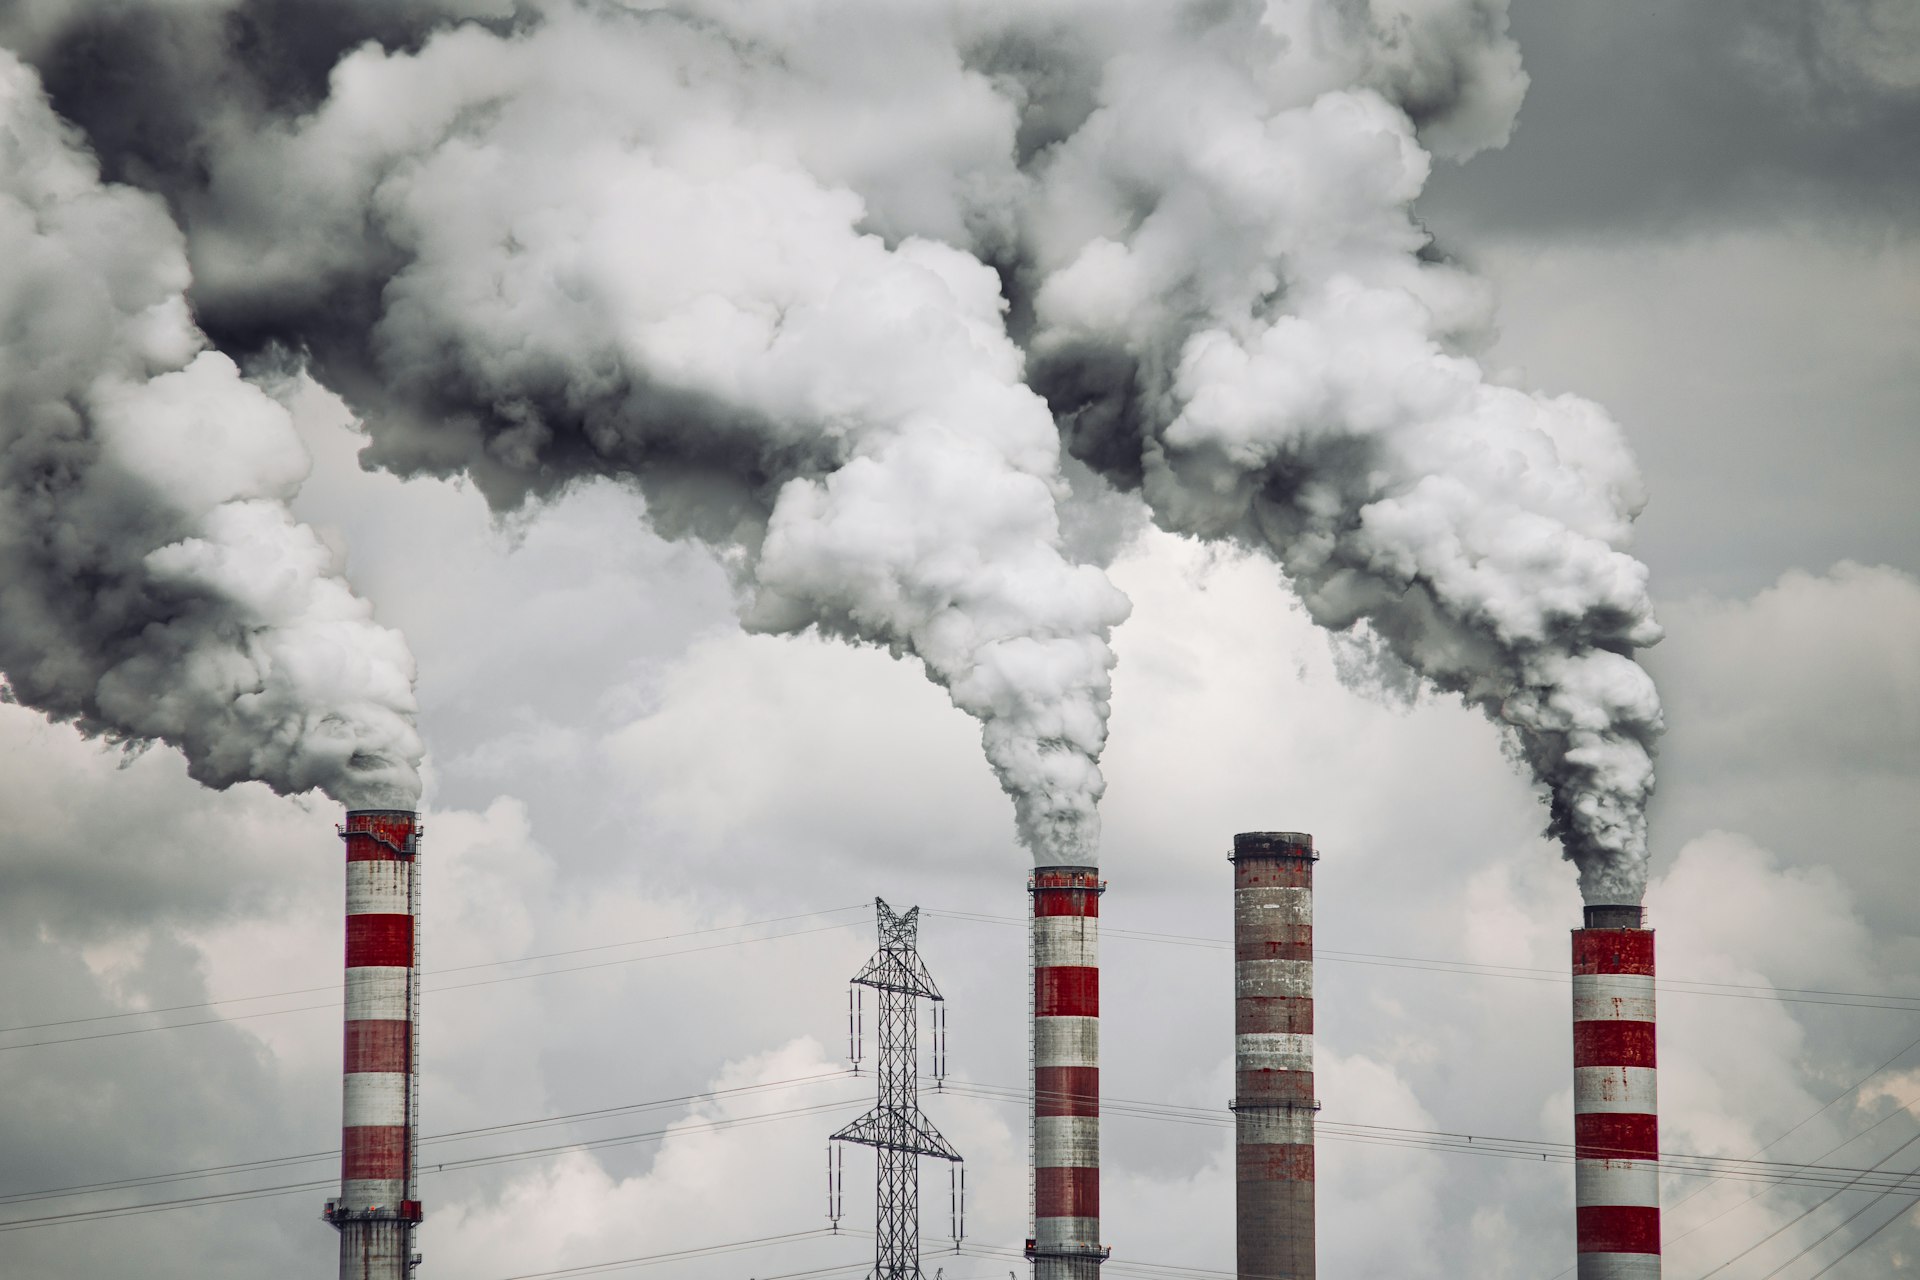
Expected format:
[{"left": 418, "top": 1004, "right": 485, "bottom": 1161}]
[
  {"left": 1573, "top": 904, "right": 1659, "bottom": 1279},
  {"left": 325, "top": 809, "right": 424, "bottom": 1280},
  {"left": 1231, "top": 831, "right": 1315, "bottom": 1280},
  {"left": 1028, "top": 865, "right": 1106, "bottom": 1280}
]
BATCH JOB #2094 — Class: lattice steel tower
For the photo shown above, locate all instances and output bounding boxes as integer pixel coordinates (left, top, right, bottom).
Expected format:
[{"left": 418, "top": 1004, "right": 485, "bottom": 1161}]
[{"left": 831, "top": 898, "right": 963, "bottom": 1279}]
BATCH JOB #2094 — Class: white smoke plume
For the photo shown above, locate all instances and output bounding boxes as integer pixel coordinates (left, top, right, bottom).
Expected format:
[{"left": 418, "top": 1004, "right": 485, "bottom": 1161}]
[
  {"left": 0, "top": 52, "right": 421, "bottom": 808},
  {"left": 6, "top": 0, "right": 1665, "bottom": 895},
  {"left": 1002, "top": 1, "right": 1665, "bottom": 902},
  {"left": 117, "top": 5, "right": 1127, "bottom": 863}
]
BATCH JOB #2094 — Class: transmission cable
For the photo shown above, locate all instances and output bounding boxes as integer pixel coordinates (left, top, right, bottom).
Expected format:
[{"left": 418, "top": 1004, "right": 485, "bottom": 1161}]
[
  {"left": 11, "top": 1066, "right": 1917, "bottom": 1235},
  {"left": 0, "top": 914, "right": 865, "bottom": 1051},
  {"left": 938, "top": 1078, "right": 1920, "bottom": 1196},
  {"left": 0, "top": 1092, "right": 867, "bottom": 1232},
  {"left": 484, "top": 1227, "right": 846, "bottom": 1279},
  {"left": 1661, "top": 1088, "right": 1920, "bottom": 1257},
  {"left": 0, "top": 1069, "right": 853, "bottom": 1207},
  {"left": 1697, "top": 1129, "right": 1920, "bottom": 1277},
  {"left": 0, "top": 906, "right": 869, "bottom": 1036},
  {"left": 1752, "top": 1160, "right": 1920, "bottom": 1279},
  {"left": 12, "top": 896, "right": 1914, "bottom": 1057},
  {"left": 1799, "top": 1189, "right": 1920, "bottom": 1278},
  {"left": 922, "top": 909, "right": 1920, "bottom": 1013}
]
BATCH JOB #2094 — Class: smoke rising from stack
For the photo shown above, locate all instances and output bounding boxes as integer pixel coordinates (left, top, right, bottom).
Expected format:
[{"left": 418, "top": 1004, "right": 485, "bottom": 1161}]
[
  {"left": 1004, "top": 3, "right": 1666, "bottom": 904},
  {"left": 0, "top": 51, "right": 420, "bottom": 809},
  {"left": 13, "top": 2, "right": 1131, "bottom": 864},
  {"left": 8, "top": 0, "right": 1665, "bottom": 896}
]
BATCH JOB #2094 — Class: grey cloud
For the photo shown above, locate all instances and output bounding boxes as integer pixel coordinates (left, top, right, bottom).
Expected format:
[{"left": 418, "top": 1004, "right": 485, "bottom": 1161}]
[
  {"left": 1421, "top": 0, "right": 1920, "bottom": 237},
  {"left": 0, "top": 707, "right": 336, "bottom": 935},
  {"left": 1644, "top": 562, "right": 1920, "bottom": 934},
  {"left": 1444, "top": 233, "right": 1920, "bottom": 600},
  {"left": 0, "top": 717, "right": 342, "bottom": 1279}
]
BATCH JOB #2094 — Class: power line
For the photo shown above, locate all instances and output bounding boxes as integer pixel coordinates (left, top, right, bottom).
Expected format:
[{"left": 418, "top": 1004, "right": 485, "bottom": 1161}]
[
  {"left": 0, "top": 914, "right": 866, "bottom": 1052},
  {"left": 0, "top": 1092, "right": 869, "bottom": 1232},
  {"left": 923, "top": 910, "right": 1920, "bottom": 1014},
  {"left": 11, "top": 899, "right": 1914, "bottom": 1059},
  {"left": 0, "top": 1070, "right": 853, "bottom": 1207},
  {"left": 12, "top": 1069, "right": 1920, "bottom": 1234},
  {"left": 1697, "top": 1129, "right": 1920, "bottom": 1278},
  {"left": 484, "top": 1227, "right": 847, "bottom": 1279},
  {"left": 1751, "top": 1156, "right": 1920, "bottom": 1279},
  {"left": 1662, "top": 1087, "right": 1920, "bottom": 1256},
  {"left": 957, "top": 1237, "right": 1234, "bottom": 1279},
  {"left": 0, "top": 906, "right": 869, "bottom": 1036},
  {"left": 1800, "top": 1193, "right": 1920, "bottom": 1278},
  {"left": 942, "top": 1079, "right": 1920, "bottom": 1196},
  {"left": 742, "top": 1259, "right": 880, "bottom": 1280},
  {"left": 455, "top": 1223, "right": 1246, "bottom": 1280}
]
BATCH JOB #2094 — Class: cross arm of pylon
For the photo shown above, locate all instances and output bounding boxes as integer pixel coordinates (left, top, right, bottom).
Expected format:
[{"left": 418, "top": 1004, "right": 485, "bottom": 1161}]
[
  {"left": 849, "top": 956, "right": 942, "bottom": 1000},
  {"left": 830, "top": 1106, "right": 960, "bottom": 1161}
]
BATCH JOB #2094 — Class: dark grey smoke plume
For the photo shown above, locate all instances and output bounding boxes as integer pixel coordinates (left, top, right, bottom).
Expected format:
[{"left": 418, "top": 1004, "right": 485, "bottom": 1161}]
[
  {"left": 0, "top": 51, "right": 421, "bottom": 808},
  {"left": 5, "top": 0, "right": 1666, "bottom": 897}
]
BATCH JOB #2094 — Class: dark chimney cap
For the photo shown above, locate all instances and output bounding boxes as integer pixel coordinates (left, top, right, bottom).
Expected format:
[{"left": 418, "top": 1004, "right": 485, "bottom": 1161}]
[
  {"left": 1231, "top": 831, "right": 1315, "bottom": 862},
  {"left": 1583, "top": 904, "right": 1646, "bottom": 929}
]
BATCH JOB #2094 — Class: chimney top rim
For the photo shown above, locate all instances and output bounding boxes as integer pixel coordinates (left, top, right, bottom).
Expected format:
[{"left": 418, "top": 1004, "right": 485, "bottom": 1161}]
[{"left": 1230, "top": 831, "right": 1315, "bottom": 861}]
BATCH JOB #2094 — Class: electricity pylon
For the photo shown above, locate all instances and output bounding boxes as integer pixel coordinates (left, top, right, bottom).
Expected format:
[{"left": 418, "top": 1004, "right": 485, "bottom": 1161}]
[{"left": 830, "top": 899, "right": 963, "bottom": 1278}]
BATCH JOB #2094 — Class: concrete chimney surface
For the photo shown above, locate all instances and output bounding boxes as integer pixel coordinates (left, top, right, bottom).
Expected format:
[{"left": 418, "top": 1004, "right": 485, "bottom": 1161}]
[{"left": 1231, "top": 832, "right": 1316, "bottom": 1280}]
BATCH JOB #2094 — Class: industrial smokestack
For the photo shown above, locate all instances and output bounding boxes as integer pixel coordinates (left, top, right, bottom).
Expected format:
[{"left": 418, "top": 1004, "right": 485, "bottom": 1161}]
[
  {"left": 1573, "top": 904, "right": 1659, "bottom": 1279},
  {"left": 1028, "top": 866, "right": 1106, "bottom": 1279},
  {"left": 325, "top": 810, "right": 424, "bottom": 1280},
  {"left": 1230, "top": 833, "right": 1316, "bottom": 1280}
]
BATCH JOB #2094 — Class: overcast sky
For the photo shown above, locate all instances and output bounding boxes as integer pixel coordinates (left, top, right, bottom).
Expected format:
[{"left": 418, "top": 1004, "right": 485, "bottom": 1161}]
[{"left": 2, "top": 3, "right": 1917, "bottom": 1279}]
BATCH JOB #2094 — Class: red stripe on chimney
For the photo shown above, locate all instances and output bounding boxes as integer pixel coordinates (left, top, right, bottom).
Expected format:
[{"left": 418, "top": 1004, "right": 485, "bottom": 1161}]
[
  {"left": 1034, "top": 1167, "right": 1099, "bottom": 1219},
  {"left": 1036, "top": 966, "right": 1099, "bottom": 1017},
  {"left": 1573, "top": 930, "right": 1656, "bottom": 976},
  {"left": 342, "top": 1126, "right": 409, "bottom": 1180},
  {"left": 1035, "top": 1066, "right": 1100, "bottom": 1117},
  {"left": 344, "top": 1020, "right": 411, "bottom": 1074},
  {"left": 346, "top": 915, "right": 413, "bottom": 968},
  {"left": 1574, "top": 1020, "right": 1657, "bottom": 1068},
  {"left": 1577, "top": 1205, "right": 1662, "bottom": 1254},
  {"left": 1575, "top": 1113, "right": 1659, "bottom": 1161}
]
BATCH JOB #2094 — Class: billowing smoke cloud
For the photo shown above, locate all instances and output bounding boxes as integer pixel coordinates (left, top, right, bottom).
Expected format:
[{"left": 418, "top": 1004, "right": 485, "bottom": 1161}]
[
  {"left": 0, "top": 52, "right": 421, "bottom": 808},
  {"left": 16, "top": 3, "right": 1130, "bottom": 863},
  {"left": 7, "top": 0, "right": 1665, "bottom": 896},
  {"left": 999, "top": 2, "right": 1665, "bottom": 902}
]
